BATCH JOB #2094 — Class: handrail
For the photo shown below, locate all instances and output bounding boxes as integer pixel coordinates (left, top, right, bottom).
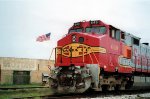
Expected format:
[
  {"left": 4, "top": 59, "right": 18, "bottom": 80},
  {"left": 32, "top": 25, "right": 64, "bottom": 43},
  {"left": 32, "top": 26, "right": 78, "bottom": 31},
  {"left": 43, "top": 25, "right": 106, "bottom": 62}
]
[
  {"left": 91, "top": 49, "right": 100, "bottom": 65},
  {"left": 48, "top": 46, "right": 62, "bottom": 69},
  {"left": 70, "top": 46, "right": 72, "bottom": 63},
  {"left": 48, "top": 48, "right": 55, "bottom": 70},
  {"left": 49, "top": 48, "right": 54, "bottom": 60},
  {"left": 82, "top": 46, "right": 85, "bottom": 63},
  {"left": 88, "top": 52, "right": 93, "bottom": 64}
]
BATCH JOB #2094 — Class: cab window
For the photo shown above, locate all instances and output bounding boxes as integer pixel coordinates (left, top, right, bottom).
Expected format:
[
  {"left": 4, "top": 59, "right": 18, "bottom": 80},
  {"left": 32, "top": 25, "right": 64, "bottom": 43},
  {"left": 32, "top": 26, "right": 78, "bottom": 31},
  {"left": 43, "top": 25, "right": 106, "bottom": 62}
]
[
  {"left": 110, "top": 29, "right": 120, "bottom": 41},
  {"left": 121, "top": 32, "right": 125, "bottom": 40},
  {"left": 116, "top": 30, "right": 120, "bottom": 41},
  {"left": 132, "top": 37, "right": 139, "bottom": 45},
  {"left": 85, "top": 26, "right": 106, "bottom": 34},
  {"left": 69, "top": 28, "right": 82, "bottom": 33}
]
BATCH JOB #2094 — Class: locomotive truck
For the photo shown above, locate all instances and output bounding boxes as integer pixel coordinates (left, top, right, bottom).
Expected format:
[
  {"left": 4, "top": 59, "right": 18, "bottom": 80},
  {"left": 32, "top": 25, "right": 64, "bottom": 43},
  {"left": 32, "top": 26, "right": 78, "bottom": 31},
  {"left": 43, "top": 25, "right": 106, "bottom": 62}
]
[{"left": 49, "top": 20, "right": 150, "bottom": 93}]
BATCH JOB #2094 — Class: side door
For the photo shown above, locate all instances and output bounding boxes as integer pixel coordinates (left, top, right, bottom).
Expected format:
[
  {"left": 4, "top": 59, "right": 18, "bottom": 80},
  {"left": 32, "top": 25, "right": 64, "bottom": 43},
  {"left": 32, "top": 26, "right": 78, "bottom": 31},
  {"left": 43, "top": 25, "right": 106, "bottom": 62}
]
[{"left": 107, "top": 27, "right": 121, "bottom": 72}]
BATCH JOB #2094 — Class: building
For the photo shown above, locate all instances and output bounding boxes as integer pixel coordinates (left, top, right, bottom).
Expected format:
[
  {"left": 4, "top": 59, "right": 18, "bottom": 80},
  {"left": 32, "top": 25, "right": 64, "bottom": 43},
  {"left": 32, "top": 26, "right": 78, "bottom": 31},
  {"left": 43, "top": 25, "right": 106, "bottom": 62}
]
[{"left": 0, "top": 57, "right": 54, "bottom": 85}]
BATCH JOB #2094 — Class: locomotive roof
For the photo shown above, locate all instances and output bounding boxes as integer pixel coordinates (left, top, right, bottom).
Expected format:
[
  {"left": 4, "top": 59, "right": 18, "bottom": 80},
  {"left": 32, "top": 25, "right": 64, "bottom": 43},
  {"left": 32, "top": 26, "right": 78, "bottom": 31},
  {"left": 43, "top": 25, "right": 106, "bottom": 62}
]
[{"left": 72, "top": 20, "right": 141, "bottom": 40}]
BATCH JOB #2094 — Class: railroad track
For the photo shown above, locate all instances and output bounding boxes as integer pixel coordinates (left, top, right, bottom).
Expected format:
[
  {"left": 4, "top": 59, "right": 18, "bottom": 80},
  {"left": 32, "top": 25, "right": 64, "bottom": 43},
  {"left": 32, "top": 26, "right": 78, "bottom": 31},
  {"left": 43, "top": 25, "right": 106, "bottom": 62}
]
[
  {"left": 54, "top": 90, "right": 150, "bottom": 98},
  {"left": 0, "top": 86, "right": 49, "bottom": 90},
  {"left": 13, "top": 89, "right": 150, "bottom": 99}
]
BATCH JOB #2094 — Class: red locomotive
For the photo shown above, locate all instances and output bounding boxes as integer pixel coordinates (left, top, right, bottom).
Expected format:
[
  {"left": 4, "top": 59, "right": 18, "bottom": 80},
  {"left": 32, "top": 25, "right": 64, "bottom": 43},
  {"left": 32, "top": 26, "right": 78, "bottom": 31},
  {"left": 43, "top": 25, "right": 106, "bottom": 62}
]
[{"left": 49, "top": 20, "right": 150, "bottom": 93}]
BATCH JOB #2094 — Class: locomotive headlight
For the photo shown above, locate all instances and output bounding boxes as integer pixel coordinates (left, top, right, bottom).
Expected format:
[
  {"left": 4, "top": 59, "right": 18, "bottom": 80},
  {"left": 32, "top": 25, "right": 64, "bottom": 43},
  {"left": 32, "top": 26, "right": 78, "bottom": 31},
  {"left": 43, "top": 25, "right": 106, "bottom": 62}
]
[{"left": 72, "top": 35, "right": 76, "bottom": 42}]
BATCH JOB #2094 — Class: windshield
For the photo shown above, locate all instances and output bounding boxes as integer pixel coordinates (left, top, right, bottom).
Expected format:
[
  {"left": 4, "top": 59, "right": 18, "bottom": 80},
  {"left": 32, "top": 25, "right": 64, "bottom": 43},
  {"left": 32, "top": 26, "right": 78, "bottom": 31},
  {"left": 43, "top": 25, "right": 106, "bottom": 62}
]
[
  {"left": 69, "top": 28, "right": 82, "bottom": 33},
  {"left": 85, "top": 26, "right": 106, "bottom": 34}
]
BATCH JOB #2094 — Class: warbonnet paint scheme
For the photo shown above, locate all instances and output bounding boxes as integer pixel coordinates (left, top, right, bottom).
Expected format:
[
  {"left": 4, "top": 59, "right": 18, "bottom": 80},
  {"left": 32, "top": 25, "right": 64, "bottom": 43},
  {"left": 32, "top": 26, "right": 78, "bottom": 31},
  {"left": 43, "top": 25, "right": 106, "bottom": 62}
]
[{"left": 49, "top": 20, "right": 150, "bottom": 94}]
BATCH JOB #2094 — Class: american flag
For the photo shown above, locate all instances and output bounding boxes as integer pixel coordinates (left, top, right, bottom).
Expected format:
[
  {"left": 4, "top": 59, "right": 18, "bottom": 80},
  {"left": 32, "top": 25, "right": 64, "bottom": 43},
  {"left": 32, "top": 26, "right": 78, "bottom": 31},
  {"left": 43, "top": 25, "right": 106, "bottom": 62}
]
[{"left": 36, "top": 33, "right": 51, "bottom": 42}]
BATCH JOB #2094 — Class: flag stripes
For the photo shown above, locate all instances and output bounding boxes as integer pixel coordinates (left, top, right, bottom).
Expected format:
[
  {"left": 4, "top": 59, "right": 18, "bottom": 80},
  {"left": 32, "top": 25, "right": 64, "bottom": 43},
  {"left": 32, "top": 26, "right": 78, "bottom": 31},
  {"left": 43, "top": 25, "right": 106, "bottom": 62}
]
[{"left": 36, "top": 33, "right": 51, "bottom": 42}]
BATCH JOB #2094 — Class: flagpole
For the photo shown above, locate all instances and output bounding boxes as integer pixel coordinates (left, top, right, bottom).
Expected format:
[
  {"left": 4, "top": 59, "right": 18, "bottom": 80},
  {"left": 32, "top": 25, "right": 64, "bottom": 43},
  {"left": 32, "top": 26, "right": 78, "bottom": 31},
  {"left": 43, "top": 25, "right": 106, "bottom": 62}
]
[{"left": 36, "top": 32, "right": 52, "bottom": 70}]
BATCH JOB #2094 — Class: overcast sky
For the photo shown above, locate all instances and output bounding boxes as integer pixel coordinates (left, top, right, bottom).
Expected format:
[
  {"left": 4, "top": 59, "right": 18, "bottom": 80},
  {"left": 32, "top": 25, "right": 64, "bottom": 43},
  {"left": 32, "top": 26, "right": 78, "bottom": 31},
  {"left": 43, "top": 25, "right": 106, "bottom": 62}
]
[{"left": 0, "top": 0, "right": 150, "bottom": 59}]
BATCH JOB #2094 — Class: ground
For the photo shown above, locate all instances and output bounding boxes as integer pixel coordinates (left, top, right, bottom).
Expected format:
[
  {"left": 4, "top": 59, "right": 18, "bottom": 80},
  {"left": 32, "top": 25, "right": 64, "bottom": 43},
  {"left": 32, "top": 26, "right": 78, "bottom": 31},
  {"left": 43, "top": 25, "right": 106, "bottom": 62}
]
[{"left": 0, "top": 84, "right": 53, "bottom": 99}]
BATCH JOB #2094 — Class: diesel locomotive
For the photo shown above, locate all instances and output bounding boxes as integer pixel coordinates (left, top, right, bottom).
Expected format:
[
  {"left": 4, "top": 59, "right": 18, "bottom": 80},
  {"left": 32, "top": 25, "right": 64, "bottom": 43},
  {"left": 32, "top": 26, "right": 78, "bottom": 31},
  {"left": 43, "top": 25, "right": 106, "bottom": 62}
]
[{"left": 49, "top": 20, "right": 150, "bottom": 93}]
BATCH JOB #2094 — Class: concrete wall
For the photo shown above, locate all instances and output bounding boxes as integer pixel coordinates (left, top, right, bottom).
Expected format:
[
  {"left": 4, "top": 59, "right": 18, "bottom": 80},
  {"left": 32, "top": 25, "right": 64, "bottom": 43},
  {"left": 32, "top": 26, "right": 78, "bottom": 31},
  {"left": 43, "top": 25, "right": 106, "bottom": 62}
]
[
  {"left": 0, "top": 57, "right": 54, "bottom": 84},
  {"left": 1, "top": 70, "right": 13, "bottom": 84}
]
